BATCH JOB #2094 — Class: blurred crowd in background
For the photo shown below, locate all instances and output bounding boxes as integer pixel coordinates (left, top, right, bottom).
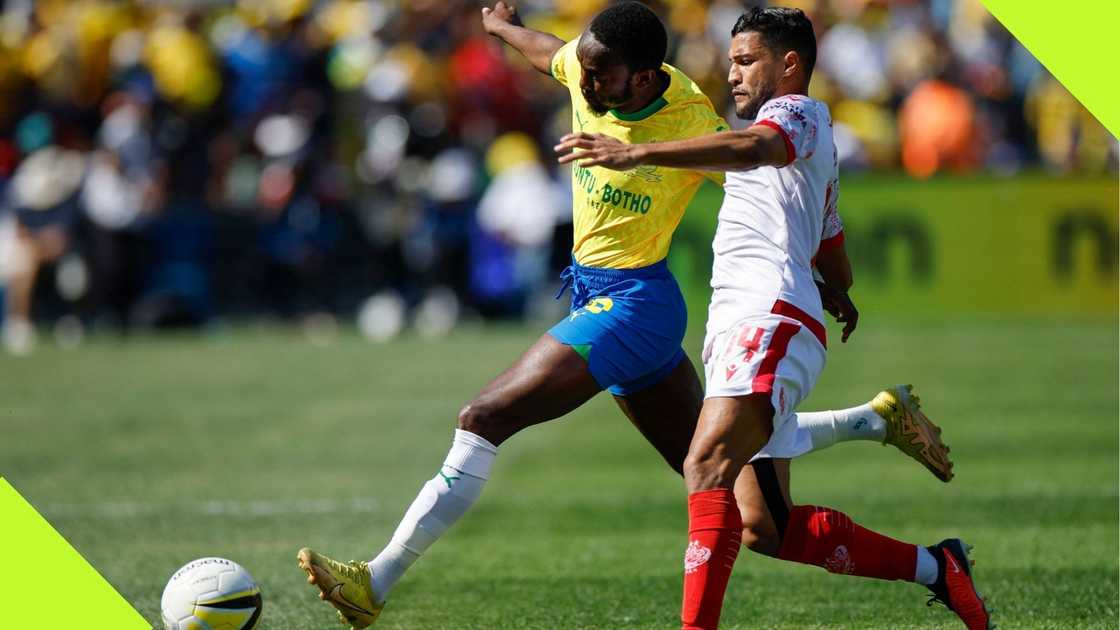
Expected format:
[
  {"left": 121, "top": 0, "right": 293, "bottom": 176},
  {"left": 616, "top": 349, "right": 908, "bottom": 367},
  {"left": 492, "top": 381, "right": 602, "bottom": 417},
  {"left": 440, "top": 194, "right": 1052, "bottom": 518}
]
[{"left": 0, "top": 0, "right": 1114, "bottom": 354}]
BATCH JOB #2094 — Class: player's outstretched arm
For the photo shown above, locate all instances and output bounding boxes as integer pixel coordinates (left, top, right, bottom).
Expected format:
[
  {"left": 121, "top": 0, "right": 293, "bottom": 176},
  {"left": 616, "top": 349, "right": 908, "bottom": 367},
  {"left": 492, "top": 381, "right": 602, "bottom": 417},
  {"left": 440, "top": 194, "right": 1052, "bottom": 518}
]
[
  {"left": 481, "top": 2, "right": 564, "bottom": 75},
  {"left": 555, "top": 125, "right": 789, "bottom": 172}
]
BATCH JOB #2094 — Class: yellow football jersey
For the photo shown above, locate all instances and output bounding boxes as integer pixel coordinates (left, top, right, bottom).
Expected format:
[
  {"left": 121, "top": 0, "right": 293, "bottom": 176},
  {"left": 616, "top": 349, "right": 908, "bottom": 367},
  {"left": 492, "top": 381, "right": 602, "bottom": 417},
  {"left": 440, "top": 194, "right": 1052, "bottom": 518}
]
[{"left": 551, "top": 39, "right": 728, "bottom": 269}]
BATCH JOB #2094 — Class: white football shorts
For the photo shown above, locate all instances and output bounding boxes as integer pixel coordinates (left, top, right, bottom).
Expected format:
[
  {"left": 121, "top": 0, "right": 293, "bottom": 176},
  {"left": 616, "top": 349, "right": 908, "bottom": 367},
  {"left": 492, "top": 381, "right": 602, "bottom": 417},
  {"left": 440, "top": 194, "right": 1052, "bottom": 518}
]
[{"left": 701, "top": 311, "right": 826, "bottom": 461}]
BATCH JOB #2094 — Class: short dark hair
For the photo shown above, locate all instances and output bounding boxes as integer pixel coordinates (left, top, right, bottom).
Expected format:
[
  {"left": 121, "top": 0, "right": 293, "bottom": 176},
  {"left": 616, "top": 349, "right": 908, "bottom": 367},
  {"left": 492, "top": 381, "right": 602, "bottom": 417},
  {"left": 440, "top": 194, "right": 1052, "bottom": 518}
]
[
  {"left": 587, "top": 1, "right": 668, "bottom": 73},
  {"left": 732, "top": 7, "right": 817, "bottom": 79}
]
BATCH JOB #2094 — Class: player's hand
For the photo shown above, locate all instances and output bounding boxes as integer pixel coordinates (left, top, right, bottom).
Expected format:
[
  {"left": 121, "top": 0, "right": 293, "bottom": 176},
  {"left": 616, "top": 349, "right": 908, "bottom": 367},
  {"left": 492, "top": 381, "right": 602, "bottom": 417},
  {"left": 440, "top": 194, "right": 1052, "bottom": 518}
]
[
  {"left": 555, "top": 132, "right": 639, "bottom": 170},
  {"left": 816, "top": 281, "right": 858, "bottom": 343},
  {"left": 481, "top": 2, "right": 523, "bottom": 34}
]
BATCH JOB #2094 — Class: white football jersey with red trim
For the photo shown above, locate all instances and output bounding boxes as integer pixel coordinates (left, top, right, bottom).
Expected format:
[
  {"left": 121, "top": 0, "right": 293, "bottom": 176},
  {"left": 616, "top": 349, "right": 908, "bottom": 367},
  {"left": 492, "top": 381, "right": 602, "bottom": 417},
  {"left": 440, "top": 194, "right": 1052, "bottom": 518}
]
[{"left": 707, "top": 94, "right": 842, "bottom": 342}]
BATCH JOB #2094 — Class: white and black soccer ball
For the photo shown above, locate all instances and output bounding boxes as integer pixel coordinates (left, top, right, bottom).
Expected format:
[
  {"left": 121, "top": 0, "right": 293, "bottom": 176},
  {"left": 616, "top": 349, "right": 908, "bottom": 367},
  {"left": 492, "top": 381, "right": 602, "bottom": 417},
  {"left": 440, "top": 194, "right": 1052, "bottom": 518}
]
[{"left": 161, "top": 557, "right": 262, "bottom": 630}]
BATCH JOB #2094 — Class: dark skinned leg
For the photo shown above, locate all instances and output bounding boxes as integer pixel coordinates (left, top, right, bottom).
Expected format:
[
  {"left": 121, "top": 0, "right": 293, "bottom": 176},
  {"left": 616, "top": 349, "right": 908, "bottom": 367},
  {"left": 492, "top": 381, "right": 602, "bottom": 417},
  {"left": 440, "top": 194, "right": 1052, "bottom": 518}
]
[
  {"left": 733, "top": 458, "right": 792, "bottom": 557},
  {"left": 457, "top": 332, "right": 603, "bottom": 445},
  {"left": 612, "top": 356, "right": 704, "bottom": 476}
]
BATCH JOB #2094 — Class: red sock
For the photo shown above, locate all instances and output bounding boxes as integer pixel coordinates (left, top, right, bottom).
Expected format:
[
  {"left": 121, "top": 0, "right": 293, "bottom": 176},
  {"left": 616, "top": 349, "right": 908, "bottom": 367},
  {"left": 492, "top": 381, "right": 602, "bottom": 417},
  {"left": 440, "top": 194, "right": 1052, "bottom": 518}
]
[
  {"left": 777, "top": 505, "right": 917, "bottom": 581},
  {"left": 681, "top": 489, "right": 742, "bottom": 630}
]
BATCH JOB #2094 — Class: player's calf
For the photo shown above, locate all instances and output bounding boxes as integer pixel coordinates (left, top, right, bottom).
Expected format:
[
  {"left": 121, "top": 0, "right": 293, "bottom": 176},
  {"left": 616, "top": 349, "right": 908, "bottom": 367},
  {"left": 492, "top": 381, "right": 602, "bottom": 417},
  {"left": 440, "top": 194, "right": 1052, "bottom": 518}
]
[
  {"left": 738, "top": 505, "right": 783, "bottom": 557},
  {"left": 364, "top": 429, "right": 498, "bottom": 605},
  {"left": 735, "top": 459, "right": 791, "bottom": 558},
  {"left": 776, "top": 505, "right": 921, "bottom": 581},
  {"left": 681, "top": 488, "right": 742, "bottom": 630}
]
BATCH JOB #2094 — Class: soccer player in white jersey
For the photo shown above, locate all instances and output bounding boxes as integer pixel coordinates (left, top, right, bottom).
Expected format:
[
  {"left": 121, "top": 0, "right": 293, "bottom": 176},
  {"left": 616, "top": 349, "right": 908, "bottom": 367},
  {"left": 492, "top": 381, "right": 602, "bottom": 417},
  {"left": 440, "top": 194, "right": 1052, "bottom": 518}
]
[{"left": 556, "top": 7, "right": 991, "bottom": 630}]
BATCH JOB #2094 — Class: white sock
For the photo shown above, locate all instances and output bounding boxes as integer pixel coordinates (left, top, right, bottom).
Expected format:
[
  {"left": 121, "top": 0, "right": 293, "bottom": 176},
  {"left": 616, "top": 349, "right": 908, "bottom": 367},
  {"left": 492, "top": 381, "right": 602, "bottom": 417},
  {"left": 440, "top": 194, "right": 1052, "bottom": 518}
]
[
  {"left": 795, "top": 402, "right": 887, "bottom": 452},
  {"left": 914, "top": 545, "right": 939, "bottom": 585},
  {"left": 367, "top": 429, "right": 497, "bottom": 602}
]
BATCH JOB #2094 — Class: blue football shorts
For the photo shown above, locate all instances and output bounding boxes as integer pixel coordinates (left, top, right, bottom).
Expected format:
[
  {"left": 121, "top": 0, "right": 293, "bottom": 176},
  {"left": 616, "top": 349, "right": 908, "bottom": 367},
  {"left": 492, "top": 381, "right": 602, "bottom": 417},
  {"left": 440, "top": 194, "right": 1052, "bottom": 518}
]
[{"left": 548, "top": 258, "right": 687, "bottom": 396}]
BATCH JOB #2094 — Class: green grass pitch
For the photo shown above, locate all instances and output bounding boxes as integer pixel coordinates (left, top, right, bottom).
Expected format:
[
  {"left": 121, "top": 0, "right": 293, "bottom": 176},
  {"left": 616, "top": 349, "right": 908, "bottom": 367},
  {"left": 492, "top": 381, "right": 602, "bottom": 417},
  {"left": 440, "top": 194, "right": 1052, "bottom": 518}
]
[{"left": 2, "top": 317, "right": 1117, "bottom": 628}]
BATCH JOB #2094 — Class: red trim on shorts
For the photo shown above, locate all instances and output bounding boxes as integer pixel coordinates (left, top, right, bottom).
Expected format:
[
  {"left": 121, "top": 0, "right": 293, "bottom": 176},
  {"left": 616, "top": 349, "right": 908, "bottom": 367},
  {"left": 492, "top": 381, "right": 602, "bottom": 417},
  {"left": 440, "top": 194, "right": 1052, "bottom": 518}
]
[
  {"left": 818, "top": 231, "right": 845, "bottom": 251},
  {"left": 751, "top": 321, "right": 800, "bottom": 393},
  {"left": 752, "top": 120, "right": 795, "bottom": 165},
  {"left": 771, "top": 299, "right": 827, "bottom": 349}
]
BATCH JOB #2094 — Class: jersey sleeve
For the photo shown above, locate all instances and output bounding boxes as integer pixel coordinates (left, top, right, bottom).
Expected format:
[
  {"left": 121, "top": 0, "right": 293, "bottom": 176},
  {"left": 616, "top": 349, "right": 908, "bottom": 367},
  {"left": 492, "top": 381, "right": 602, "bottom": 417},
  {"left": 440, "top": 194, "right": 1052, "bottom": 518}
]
[
  {"left": 819, "top": 179, "right": 844, "bottom": 250},
  {"left": 679, "top": 99, "right": 731, "bottom": 186},
  {"left": 752, "top": 96, "right": 819, "bottom": 165},
  {"left": 701, "top": 115, "right": 730, "bottom": 186},
  {"left": 549, "top": 39, "right": 579, "bottom": 87}
]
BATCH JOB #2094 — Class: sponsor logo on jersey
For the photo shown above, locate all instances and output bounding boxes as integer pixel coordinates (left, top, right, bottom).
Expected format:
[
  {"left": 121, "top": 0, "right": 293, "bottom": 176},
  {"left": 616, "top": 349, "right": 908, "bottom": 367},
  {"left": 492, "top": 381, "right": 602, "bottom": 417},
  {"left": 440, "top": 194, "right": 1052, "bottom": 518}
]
[
  {"left": 573, "top": 165, "right": 598, "bottom": 195},
  {"left": 593, "top": 184, "right": 653, "bottom": 214}
]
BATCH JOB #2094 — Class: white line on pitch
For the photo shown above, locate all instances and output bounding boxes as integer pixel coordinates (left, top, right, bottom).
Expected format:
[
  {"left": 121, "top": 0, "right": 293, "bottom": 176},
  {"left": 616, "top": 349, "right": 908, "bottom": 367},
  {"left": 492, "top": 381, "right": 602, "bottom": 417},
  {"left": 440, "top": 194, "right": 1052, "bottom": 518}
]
[{"left": 40, "top": 497, "right": 382, "bottom": 519}]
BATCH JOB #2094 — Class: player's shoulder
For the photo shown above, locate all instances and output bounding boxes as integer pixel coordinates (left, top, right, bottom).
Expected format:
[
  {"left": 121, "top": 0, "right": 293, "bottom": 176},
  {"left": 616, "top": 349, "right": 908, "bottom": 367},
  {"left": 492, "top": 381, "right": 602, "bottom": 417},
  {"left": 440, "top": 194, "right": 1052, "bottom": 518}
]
[
  {"left": 758, "top": 94, "right": 829, "bottom": 121},
  {"left": 661, "top": 64, "right": 716, "bottom": 110},
  {"left": 550, "top": 38, "right": 581, "bottom": 84},
  {"left": 656, "top": 63, "right": 727, "bottom": 134}
]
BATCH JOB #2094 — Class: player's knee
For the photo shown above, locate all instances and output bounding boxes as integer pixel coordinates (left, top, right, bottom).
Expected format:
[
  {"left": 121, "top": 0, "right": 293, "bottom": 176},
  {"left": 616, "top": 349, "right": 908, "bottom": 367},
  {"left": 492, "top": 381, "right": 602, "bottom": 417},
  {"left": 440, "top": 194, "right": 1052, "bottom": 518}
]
[
  {"left": 456, "top": 400, "right": 508, "bottom": 445},
  {"left": 683, "top": 447, "right": 735, "bottom": 492},
  {"left": 456, "top": 402, "right": 489, "bottom": 434}
]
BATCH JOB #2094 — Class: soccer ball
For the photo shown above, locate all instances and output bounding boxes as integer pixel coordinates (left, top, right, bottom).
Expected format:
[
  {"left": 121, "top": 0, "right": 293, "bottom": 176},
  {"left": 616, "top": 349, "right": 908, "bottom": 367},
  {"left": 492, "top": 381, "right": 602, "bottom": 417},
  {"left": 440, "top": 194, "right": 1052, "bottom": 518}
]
[{"left": 160, "top": 557, "right": 263, "bottom": 630}]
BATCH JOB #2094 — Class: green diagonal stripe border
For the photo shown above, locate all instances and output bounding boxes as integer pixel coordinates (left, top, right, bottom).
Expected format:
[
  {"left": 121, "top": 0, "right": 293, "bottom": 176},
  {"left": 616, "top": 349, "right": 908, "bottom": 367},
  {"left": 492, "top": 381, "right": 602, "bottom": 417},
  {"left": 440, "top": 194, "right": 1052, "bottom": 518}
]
[
  {"left": 982, "top": 0, "right": 1120, "bottom": 138},
  {"left": 0, "top": 478, "right": 150, "bottom": 628}
]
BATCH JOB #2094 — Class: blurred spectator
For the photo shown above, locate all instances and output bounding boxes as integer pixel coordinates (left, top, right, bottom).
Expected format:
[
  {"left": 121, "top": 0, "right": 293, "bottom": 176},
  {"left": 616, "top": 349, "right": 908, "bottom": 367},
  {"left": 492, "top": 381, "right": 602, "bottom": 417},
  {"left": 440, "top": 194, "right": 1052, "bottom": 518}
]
[
  {"left": 0, "top": 0, "right": 1113, "bottom": 354},
  {"left": 2, "top": 142, "right": 85, "bottom": 354},
  {"left": 899, "top": 78, "right": 978, "bottom": 178},
  {"left": 472, "top": 132, "right": 564, "bottom": 317},
  {"left": 81, "top": 92, "right": 159, "bottom": 327},
  {"left": 1027, "top": 77, "right": 1115, "bottom": 174}
]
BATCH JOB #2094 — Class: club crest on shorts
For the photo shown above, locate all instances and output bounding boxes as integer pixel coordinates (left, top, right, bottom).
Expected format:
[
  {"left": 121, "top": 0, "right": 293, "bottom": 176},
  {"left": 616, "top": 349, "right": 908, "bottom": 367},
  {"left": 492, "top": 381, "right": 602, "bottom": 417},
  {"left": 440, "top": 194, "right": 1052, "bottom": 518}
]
[{"left": 684, "top": 540, "right": 712, "bottom": 574}]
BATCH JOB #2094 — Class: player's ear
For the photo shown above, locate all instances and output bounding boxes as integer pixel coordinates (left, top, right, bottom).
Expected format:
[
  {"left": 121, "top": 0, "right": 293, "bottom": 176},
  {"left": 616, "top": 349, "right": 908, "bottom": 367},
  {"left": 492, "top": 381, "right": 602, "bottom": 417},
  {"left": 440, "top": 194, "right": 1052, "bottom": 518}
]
[
  {"left": 632, "top": 68, "right": 658, "bottom": 88},
  {"left": 782, "top": 50, "right": 799, "bottom": 79}
]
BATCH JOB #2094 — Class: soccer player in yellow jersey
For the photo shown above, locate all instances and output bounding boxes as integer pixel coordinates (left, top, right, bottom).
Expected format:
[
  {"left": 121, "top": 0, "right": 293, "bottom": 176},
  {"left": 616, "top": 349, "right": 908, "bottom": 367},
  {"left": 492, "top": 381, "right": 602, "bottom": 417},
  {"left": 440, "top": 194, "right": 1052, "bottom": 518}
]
[{"left": 296, "top": 4, "right": 950, "bottom": 628}]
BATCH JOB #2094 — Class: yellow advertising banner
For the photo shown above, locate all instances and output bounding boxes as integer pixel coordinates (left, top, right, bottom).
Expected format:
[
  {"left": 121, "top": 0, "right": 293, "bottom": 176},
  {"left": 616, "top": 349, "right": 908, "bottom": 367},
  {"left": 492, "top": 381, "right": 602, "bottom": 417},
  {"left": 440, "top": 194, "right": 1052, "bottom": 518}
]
[{"left": 675, "top": 176, "right": 1118, "bottom": 317}]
